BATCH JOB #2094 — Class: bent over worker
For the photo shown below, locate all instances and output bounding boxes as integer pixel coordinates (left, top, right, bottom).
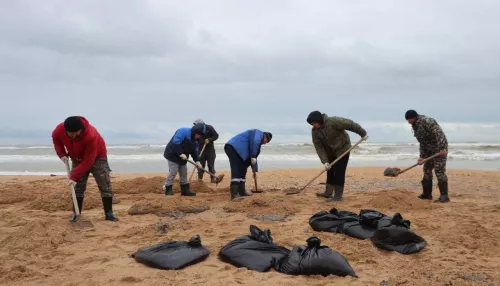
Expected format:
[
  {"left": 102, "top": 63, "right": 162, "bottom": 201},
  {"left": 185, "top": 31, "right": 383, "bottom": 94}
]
[
  {"left": 405, "top": 110, "right": 449, "bottom": 203},
  {"left": 52, "top": 116, "right": 119, "bottom": 222},
  {"left": 307, "top": 111, "right": 368, "bottom": 202},
  {"left": 224, "top": 130, "right": 272, "bottom": 201},
  {"left": 162, "top": 124, "right": 204, "bottom": 196},
  {"left": 193, "top": 119, "right": 219, "bottom": 183}
]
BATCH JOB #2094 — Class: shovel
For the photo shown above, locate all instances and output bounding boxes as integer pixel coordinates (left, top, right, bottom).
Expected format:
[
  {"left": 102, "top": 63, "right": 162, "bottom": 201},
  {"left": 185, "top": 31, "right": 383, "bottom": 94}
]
[
  {"left": 189, "top": 144, "right": 206, "bottom": 182},
  {"left": 384, "top": 152, "right": 442, "bottom": 177},
  {"left": 65, "top": 160, "right": 94, "bottom": 229},
  {"left": 251, "top": 165, "right": 262, "bottom": 193},
  {"left": 187, "top": 159, "right": 225, "bottom": 186},
  {"left": 284, "top": 137, "right": 365, "bottom": 195}
]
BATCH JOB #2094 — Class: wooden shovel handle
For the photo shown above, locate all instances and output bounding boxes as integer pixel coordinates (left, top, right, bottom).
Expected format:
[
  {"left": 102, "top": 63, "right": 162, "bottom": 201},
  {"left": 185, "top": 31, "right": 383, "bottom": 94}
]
[
  {"left": 189, "top": 144, "right": 207, "bottom": 181},
  {"left": 398, "top": 152, "right": 442, "bottom": 175},
  {"left": 65, "top": 160, "right": 80, "bottom": 216},
  {"left": 300, "top": 137, "right": 365, "bottom": 192}
]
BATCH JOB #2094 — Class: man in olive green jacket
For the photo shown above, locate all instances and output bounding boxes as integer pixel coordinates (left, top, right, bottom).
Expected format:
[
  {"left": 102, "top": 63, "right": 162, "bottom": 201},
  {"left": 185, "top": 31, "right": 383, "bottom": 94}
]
[{"left": 307, "top": 111, "right": 368, "bottom": 201}]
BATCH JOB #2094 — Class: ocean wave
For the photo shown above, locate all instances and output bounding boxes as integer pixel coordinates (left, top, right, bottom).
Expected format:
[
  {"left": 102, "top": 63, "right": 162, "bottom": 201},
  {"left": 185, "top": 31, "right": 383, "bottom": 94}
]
[{"left": 2, "top": 152, "right": 499, "bottom": 163}]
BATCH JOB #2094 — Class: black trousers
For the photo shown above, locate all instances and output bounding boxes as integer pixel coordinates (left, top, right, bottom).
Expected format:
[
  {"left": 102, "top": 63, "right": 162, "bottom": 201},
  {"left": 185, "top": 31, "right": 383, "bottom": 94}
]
[
  {"left": 224, "top": 144, "right": 250, "bottom": 184},
  {"left": 198, "top": 148, "right": 216, "bottom": 179},
  {"left": 326, "top": 153, "right": 350, "bottom": 186}
]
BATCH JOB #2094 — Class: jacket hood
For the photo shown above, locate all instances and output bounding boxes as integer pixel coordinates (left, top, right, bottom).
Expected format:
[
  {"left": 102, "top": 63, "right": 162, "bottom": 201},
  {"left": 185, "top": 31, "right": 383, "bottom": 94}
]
[{"left": 191, "top": 123, "right": 206, "bottom": 136}]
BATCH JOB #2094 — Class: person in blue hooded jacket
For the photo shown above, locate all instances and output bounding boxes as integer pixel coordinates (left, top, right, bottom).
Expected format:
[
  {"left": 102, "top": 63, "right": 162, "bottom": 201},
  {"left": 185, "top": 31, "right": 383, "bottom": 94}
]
[
  {"left": 224, "top": 129, "right": 273, "bottom": 200},
  {"left": 162, "top": 123, "right": 205, "bottom": 196}
]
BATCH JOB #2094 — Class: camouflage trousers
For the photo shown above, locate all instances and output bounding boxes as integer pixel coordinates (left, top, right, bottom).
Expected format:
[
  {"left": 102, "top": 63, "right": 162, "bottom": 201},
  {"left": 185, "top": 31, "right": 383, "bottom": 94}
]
[
  {"left": 422, "top": 154, "right": 448, "bottom": 183},
  {"left": 72, "top": 157, "right": 114, "bottom": 198}
]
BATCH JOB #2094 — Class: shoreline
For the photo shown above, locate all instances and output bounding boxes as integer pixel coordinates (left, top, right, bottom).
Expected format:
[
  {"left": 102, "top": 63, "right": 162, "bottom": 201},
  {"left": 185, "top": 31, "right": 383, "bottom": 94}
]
[{"left": 1, "top": 166, "right": 499, "bottom": 179}]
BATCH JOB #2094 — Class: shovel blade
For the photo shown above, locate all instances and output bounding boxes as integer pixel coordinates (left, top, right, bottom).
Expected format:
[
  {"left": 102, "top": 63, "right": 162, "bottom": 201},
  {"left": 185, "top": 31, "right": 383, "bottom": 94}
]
[
  {"left": 283, "top": 188, "right": 302, "bottom": 195},
  {"left": 69, "top": 216, "right": 94, "bottom": 229},
  {"left": 215, "top": 174, "right": 225, "bottom": 184},
  {"left": 384, "top": 167, "right": 400, "bottom": 177}
]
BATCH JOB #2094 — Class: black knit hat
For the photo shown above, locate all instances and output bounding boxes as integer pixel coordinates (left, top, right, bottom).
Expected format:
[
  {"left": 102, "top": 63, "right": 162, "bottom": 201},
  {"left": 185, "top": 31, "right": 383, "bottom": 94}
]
[
  {"left": 263, "top": 132, "right": 273, "bottom": 141},
  {"left": 307, "top": 110, "right": 324, "bottom": 125},
  {"left": 64, "top": 116, "right": 84, "bottom": 132},
  {"left": 405, "top": 110, "right": 419, "bottom": 120}
]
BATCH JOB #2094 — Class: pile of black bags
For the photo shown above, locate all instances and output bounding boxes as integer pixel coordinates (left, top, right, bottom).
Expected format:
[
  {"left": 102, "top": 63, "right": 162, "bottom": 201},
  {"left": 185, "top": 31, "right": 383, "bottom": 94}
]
[
  {"left": 309, "top": 208, "right": 427, "bottom": 254},
  {"left": 131, "top": 225, "right": 357, "bottom": 277},
  {"left": 131, "top": 235, "right": 210, "bottom": 270}
]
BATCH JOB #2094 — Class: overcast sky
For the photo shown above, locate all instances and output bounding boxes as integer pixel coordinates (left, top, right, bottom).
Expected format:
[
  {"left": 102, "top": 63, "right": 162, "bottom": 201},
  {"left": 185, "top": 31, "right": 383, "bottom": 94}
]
[{"left": 1, "top": 0, "right": 499, "bottom": 144}]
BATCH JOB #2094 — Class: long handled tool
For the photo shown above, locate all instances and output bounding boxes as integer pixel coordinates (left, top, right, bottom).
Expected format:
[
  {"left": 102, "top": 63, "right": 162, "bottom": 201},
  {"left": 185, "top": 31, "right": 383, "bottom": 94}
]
[
  {"left": 284, "top": 137, "right": 365, "bottom": 195},
  {"left": 65, "top": 160, "right": 94, "bottom": 228},
  {"left": 251, "top": 165, "right": 262, "bottom": 193},
  {"left": 189, "top": 144, "right": 207, "bottom": 182},
  {"left": 384, "top": 152, "right": 442, "bottom": 177},
  {"left": 187, "top": 159, "right": 225, "bottom": 186}
]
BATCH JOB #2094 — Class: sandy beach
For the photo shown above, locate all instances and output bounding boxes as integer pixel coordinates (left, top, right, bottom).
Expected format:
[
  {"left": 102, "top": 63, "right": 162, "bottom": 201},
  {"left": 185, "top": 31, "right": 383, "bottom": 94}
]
[{"left": 1, "top": 167, "right": 499, "bottom": 286}]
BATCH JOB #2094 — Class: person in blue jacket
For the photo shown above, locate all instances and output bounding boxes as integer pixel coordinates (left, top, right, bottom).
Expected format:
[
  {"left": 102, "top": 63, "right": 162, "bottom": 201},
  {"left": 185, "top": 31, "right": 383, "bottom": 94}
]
[
  {"left": 224, "top": 129, "right": 273, "bottom": 200},
  {"left": 162, "top": 123, "right": 205, "bottom": 196}
]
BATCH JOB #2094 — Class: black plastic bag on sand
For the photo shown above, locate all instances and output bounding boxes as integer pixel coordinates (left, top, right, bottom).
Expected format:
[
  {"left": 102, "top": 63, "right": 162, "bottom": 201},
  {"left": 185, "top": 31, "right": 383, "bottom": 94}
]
[
  {"left": 131, "top": 235, "right": 210, "bottom": 270},
  {"left": 371, "top": 213, "right": 427, "bottom": 255},
  {"left": 218, "top": 225, "right": 291, "bottom": 272},
  {"left": 309, "top": 208, "right": 359, "bottom": 233},
  {"left": 274, "top": 236, "right": 357, "bottom": 277},
  {"left": 343, "top": 209, "right": 387, "bottom": 240}
]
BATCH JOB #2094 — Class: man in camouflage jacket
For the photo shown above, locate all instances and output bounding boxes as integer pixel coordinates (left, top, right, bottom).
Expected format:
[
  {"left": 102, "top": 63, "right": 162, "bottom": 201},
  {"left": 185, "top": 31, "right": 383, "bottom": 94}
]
[
  {"left": 307, "top": 111, "right": 368, "bottom": 201},
  {"left": 405, "top": 110, "right": 450, "bottom": 203}
]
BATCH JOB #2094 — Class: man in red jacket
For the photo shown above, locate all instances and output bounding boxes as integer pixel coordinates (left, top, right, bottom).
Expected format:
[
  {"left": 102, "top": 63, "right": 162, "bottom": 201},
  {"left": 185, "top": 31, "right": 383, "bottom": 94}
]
[{"left": 52, "top": 116, "right": 119, "bottom": 222}]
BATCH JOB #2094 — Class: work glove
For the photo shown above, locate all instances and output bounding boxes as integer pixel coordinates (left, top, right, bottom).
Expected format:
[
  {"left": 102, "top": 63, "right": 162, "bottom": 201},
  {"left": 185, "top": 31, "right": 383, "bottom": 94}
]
[
  {"left": 68, "top": 180, "right": 77, "bottom": 187},
  {"left": 60, "top": 156, "right": 69, "bottom": 164},
  {"left": 324, "top": 163, "right": 331, "bottom": 170},
  {"left": 251, "top": 158, "right": 257, "bottom": 166},
  {"left": 195, "top": 161, "right": 202, "bottom": 169},
  {"left": 204, "top": 139, "right": 210, "bottom": 144},
  {"left": 179, "top": 154, "right": 187, "bottom": 160}
]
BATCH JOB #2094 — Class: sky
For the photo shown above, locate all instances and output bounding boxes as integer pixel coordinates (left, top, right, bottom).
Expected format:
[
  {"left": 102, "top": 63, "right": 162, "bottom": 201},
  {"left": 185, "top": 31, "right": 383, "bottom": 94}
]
[{"left": 1, "top": 0, "right": 499, "bottom": 144}]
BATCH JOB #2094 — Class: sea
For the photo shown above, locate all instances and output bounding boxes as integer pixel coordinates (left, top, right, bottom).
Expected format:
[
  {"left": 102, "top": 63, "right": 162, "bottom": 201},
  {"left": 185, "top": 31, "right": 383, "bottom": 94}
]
[{"left": 0, "top": 142, "right": 499, "bottom": 176}]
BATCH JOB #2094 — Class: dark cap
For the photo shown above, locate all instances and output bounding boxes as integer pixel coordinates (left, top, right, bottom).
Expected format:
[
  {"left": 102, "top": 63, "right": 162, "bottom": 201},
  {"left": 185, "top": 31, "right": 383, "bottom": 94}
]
[
  {"left": 263, "top": 132, "right": 272, "bottom": 141},
  {"left": 307, "top": 111, "right": 324, "bottom": 125},
  {"left": 64, "top": 116, "right": 84, "bottom": 132},
  {"left": 405, "top": 110, "right": 419, "bottom": 120}
]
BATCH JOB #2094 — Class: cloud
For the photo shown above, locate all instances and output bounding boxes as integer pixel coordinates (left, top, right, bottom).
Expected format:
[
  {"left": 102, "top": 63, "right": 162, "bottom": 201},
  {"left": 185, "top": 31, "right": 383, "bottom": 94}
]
[{"left": 0, "top": 0, "right": 499, "bottom": 143}]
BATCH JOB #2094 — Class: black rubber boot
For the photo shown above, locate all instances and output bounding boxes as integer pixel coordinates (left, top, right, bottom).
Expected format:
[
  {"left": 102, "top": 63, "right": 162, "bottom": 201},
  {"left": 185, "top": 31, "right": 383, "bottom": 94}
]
[
  {"left": 180, "top": 183, "right": 196, "bottom": 196},
  {"left": 230, "top": 183, "right": 243, "bottom": 201},
  {"left": 316, "top": 184, "right": 334, "bottom": 198},
  {"left": 434, "top": 181, "right": 450, "bottom": 203},
  {"left": 69, "top": 197, "right": 84, "bottom": 222},
  {"left": 239, "top": 182, "right": 252, "bottom": 196},
  {"left": 163, "top": 185, "right": 173, "bottom": 196},
  {"left": 418, "top": 179, "right": 433, "bottom": 200},
  {"left": 102, "top": 197, "right": 119, "bottom": 221},
  {"left": 328, "top": 185, "right": 344, "bottom": 202}
]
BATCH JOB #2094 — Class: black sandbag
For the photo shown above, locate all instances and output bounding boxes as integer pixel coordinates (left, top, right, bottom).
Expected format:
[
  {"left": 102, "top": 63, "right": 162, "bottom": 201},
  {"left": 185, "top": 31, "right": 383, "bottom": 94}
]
[
  {"left": 218, "top": 225, "right": 291, "bottom": 272},
  {"left": 342, "top": 209, "right": 388, "bottom": 240},
  {"left": 131, "top": 235, "right": 210, "bottom": 270},
  {"left": 274, "top": 236, "right": 357, "bottom": 277},
  {"left": 309, "top": 208, "right": 359, "bottom": 233},
  {"left": 371, "top": 213, "right": 427, "bottom": 255}
]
